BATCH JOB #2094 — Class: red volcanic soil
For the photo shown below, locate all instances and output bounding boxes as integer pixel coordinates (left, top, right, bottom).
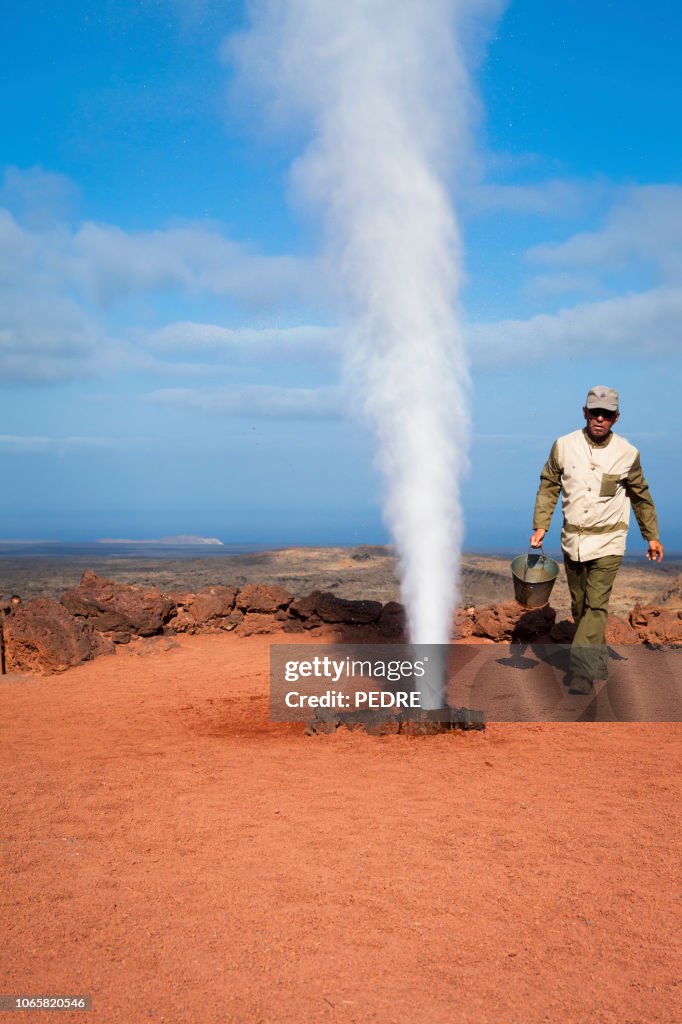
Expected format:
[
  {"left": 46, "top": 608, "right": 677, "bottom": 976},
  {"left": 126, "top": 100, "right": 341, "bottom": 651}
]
[{"left": 1, "top": 634, "right": 680, "bottom": 1024}]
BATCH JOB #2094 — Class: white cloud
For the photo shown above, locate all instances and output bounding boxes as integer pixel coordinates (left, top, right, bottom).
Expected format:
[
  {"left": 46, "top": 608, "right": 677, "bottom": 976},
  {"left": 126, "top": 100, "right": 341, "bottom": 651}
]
[
  {"left": 468, "top": 286, "right": 682, "bottom": 363},
  {"left": 2, "top": 169, "right": 681, "bottom": 389},
  {"left": 0, "top": 434, "right": 134, "bottom": 453},
  {"left": 0, "top": 189, "right": 331, "bottom": 383},
  {"left": 144, "top": 320, "right": 340, "bottom": 358},
  {"left": 0, "top": 166, "right": 79, "bottom": 228},
  {"left": 146, "top": 384, "right": 346, "bottom": 418},
  {"left": 528, "top": 184, "right": 682, "bottom": 281},
  {"left": 70, "top": 221, "right": 322, "bottom": 308},
  {"left": 524, "top": 271, "right": 607, "bottom": 299},
  {"left": 464, "top": 184, "right": 682, "bottom": 364},
  {"left": 0, "top": 208, "right": 106, "bottom": 381},
  {"left": 464, "top": 178, "right": 604, "bottom": 218}
]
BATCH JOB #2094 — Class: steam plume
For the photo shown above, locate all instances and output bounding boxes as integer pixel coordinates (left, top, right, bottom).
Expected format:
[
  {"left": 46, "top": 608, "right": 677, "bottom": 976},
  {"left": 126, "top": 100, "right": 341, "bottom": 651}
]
[{"left": 231, "top": 1, "right": 500, "bottom": 651}]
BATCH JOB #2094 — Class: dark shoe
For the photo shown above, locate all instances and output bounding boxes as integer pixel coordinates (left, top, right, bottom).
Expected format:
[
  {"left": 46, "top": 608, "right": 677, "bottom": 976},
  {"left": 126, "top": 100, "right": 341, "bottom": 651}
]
[{"left": 568, "top": 675, "right": 594, "bottom": 695}]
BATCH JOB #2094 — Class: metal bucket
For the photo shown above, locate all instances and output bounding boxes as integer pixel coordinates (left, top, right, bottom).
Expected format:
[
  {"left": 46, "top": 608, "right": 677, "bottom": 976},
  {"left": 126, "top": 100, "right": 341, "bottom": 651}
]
[{"left": 511, "top": 548, "right": 559, "bottom": 608}]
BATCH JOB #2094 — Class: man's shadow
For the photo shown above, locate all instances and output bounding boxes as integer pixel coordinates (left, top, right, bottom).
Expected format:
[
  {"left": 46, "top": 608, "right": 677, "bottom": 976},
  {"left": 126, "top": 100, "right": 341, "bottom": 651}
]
[{"left": 494, "top": 613, "right": 629, "bottom": 681}]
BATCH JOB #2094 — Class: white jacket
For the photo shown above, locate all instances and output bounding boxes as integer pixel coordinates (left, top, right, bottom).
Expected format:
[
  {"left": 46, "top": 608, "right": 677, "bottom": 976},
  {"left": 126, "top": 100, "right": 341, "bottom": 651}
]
[{"left": 533, "top": 428, "right": 659, "bottom": 560}]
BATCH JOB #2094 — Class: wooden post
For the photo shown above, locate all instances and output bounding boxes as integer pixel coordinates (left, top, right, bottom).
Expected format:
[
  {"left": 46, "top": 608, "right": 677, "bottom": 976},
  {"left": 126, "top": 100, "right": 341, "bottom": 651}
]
[{"left": 0, "top": 608, "right": 5, "bottom": 675}]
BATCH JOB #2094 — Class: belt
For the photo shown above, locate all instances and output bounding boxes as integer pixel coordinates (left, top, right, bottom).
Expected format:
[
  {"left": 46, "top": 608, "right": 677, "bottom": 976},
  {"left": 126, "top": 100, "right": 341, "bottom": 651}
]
[{"left": 564, "top": 521, "right": 628, "bottom": 535}]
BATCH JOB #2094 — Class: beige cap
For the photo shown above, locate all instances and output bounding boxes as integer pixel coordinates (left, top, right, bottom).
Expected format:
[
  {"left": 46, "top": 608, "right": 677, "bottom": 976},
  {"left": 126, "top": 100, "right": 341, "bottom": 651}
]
[{"left": 585, "top": 385, "right": 619, "bottom": 411}]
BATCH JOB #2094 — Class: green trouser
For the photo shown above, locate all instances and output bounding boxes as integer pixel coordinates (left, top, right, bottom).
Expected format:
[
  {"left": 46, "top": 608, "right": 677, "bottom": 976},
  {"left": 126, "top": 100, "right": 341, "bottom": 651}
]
[{"left": 563, "top": 554, "right": 622, "bottom": 682}]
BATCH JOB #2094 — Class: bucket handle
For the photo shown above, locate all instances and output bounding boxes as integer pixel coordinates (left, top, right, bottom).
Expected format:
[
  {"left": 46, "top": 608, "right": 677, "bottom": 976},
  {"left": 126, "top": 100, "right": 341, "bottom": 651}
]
[{"left": 524, "top": 546, "right": 545, "bottom": 581}]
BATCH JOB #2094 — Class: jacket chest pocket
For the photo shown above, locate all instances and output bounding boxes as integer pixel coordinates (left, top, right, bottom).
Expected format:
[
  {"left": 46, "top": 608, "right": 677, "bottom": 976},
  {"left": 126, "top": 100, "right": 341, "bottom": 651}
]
[{"left": 600, "top": 473, "right": 621, "bottom": 497}]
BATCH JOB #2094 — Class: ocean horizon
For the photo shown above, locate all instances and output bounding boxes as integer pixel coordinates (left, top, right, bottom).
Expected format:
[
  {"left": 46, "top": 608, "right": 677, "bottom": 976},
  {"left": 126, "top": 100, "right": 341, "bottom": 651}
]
[{"left": 1, "top": 540, "right": 680, "bottom": 562}]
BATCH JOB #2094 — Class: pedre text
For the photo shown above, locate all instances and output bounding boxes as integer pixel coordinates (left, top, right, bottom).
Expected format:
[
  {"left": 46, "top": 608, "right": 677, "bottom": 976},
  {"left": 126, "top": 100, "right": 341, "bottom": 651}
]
[{"left": 284, "top": 690, "right": 422, "bottom": 709}]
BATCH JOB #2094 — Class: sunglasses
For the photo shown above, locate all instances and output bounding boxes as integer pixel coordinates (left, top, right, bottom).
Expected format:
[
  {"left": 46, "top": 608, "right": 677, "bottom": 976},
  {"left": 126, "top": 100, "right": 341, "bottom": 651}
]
[{"left": 587, "top": 408, "right": 617, "bottom": 421}]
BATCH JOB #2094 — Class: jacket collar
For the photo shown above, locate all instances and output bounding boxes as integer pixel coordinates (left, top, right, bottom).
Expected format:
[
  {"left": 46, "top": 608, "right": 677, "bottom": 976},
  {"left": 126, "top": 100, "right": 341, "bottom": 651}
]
[{"left": 582, "top": 426, "right": 614, "bottom": 448}]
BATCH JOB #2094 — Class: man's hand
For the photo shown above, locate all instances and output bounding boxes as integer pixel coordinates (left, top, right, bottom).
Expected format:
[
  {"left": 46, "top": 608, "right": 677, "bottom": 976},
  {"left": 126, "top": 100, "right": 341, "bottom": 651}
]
[
  {"left": 529, "top": 528, "right": 546, "bottom": 548},
  {"left": 646, "top": 540, "right": 664, "bottom": 563}
]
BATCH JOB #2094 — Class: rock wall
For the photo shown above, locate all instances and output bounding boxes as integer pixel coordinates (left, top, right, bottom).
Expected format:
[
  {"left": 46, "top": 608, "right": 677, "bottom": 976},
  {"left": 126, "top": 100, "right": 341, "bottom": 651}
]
[
  {"left": 1, "top": 571, "right": 680, "bottom": 674},
  {"left": 2, "top": 597, "right": 113, "bottom": 674}
]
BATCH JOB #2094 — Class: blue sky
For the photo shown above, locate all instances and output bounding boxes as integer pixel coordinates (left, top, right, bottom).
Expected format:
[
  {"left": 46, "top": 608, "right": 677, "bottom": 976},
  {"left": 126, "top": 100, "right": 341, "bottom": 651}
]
[{"left": 2, "top": 0, "right": 681, "bottom": 551}]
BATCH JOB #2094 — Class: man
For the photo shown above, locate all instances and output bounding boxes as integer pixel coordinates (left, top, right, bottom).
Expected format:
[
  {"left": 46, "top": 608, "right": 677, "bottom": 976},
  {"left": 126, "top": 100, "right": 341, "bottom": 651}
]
[{"left": 529, "top": 386, "right": 663, "bottom": 694}]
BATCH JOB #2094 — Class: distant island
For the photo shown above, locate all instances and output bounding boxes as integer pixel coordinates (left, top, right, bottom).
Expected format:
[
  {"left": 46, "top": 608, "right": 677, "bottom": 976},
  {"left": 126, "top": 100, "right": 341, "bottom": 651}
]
[{"left": 96, "top": 536, "right": 224, "bottom": 546}]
